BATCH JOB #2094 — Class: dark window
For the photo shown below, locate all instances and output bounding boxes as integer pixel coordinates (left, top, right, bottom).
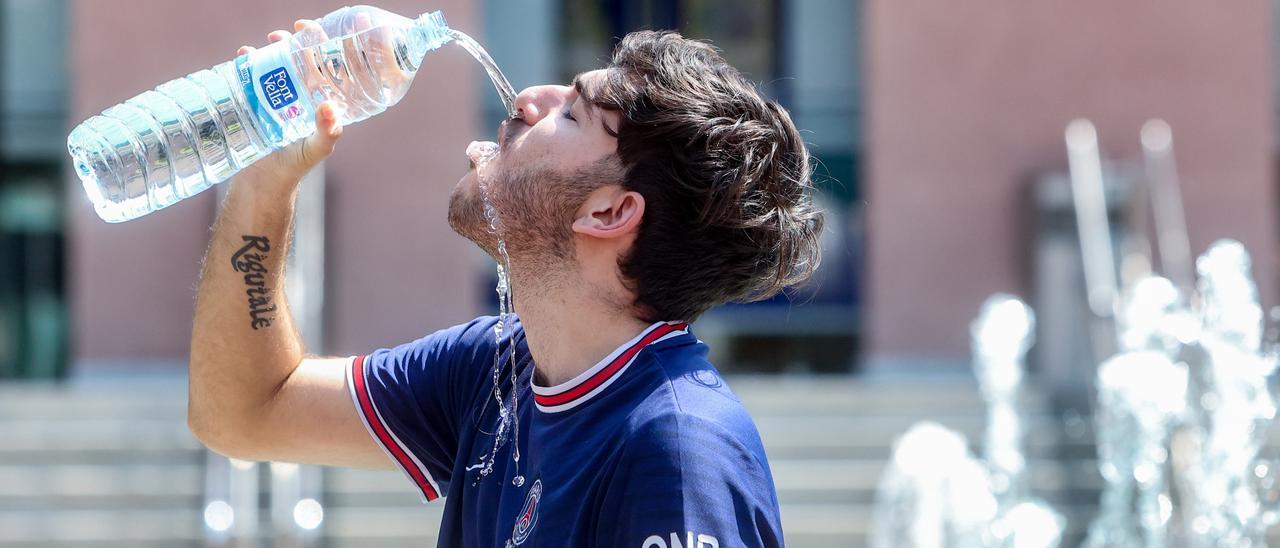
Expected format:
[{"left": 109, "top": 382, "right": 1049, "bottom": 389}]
[{"left": 0, "top": 1, "right": 68, "bottom": 379}]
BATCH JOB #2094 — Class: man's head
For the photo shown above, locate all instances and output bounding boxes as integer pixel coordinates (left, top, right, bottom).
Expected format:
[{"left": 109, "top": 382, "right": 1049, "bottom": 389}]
[{"left": 449, "top": 30, "right": 823, "bottom": 322}]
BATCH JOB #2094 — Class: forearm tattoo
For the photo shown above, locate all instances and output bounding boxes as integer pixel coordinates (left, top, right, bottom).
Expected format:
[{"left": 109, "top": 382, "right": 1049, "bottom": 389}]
[{"left": 231, "top": 235, "right": 276, "bottom": 330}]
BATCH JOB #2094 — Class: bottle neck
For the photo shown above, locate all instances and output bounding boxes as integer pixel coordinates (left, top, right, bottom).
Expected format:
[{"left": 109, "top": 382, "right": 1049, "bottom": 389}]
[{"left": 404, "top": 11, "right": 453, "bottom": 72}]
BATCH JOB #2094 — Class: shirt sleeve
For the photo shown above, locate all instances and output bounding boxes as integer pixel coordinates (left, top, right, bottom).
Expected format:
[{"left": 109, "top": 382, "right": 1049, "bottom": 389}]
[
  {"left": 346, "top": 316, "right": 497, "bottom": 503},
  {"left": 594, "top": 414, "right": 785, "bottom": 548}
]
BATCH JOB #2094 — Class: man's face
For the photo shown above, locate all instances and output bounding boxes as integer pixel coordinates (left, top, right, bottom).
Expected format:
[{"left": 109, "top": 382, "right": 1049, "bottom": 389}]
[{"left": 448, "top": 69, "right": 622, "bottom": 265}]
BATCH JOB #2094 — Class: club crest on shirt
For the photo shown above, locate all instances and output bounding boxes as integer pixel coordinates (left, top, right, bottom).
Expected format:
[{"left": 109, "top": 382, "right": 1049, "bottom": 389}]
[{"left": 511, "top": 478, "right": 542, "bottom": 545}]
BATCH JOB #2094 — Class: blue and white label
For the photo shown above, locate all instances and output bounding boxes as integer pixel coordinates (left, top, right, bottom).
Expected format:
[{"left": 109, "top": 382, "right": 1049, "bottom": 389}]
[
  {"left": 235, "top": 40, "right": 313, "bottom": 147},
  {"left": 260, "top": 67, "right": 298, "bottom": 110}
]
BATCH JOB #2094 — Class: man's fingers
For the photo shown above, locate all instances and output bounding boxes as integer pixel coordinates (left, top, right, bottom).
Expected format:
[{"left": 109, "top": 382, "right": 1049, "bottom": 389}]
[
  {"left": 293, "top": 19, "right": 327, "bottom": 46},
  {"left": 241, "top": 28, "right": 342, "bottom": 175},
  {"left": 237, "top": 45, "right": 255, "bottom": 56},
  {"left": 353, "top": 12, "right": 373, "bottom": 32},
  {"left": 301, "top": 101, "right": 343, "bottom": 167},
  {"left": 317, "top": 101, "right": 344, "bottom": 139},
  {"left": 287, "top": 19, "right": 329, "bottom": 91},
  {"left": 294, "top": 19, "right": 323, "bottom": 33}
]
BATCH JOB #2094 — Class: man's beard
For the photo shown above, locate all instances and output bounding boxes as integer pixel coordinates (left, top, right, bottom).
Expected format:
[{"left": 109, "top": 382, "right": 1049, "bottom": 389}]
[
  {"left": 447, "top": 176, "right": 499, "bottom": 258},
  {"left": 448, "top": 157, "right": 619, "bottom": 272}
]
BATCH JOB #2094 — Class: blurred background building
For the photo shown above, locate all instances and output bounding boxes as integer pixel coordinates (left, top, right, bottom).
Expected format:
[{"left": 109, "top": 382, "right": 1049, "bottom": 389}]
[
  {"left": 1, "top": 0, "right": 1279, "bottom": 546},
  {"left": 3, "top": 0, "right": 865, "bottom": 379}
]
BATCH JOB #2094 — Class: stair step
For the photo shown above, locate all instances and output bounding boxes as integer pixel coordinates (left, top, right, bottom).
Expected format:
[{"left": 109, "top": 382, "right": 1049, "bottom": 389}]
[
  {"left": 0, "top": 419, "right": 200, "bottom": 453},
  {"left": 731, "top": 376, "right": 1049, "bottom": 414},
  {"left": 0, "top": 509, "right": 199, "bottom": 544},
  {"left": 0, "top": 384, "right": 186, "bottom": 420},
  {"left": 0, "top": 464, "right": 201, "bottom": 499}
]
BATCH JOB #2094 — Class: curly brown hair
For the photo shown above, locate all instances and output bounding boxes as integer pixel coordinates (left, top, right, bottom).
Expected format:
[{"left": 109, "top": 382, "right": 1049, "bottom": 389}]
[{"left": 588, "top": 30, "right": 824, "bottom": 322}]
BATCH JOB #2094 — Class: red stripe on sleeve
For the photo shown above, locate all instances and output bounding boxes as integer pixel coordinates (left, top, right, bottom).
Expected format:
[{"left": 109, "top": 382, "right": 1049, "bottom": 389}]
[{"left": 351, "top": 355, "right": 440, "bottom": 501}]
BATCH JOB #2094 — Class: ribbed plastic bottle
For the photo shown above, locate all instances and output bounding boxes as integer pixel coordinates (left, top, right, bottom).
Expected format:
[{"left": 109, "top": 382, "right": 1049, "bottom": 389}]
[{"left": 67, "top": 5, "right": 453, "bottom": 222}]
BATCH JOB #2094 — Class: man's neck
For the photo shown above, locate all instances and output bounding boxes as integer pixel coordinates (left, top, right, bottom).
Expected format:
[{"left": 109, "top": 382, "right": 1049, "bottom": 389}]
[{"left": 511, "top": 278, "right": 650, "bottom": 388}]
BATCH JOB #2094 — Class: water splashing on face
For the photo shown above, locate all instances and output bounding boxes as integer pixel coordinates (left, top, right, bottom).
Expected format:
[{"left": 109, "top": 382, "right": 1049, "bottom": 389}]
[
  {"left": 451, "top": 30, "right": 524, "bottom": 489},
  {"left": 468, "top": 139, "right": 524, "bottom": 488}
]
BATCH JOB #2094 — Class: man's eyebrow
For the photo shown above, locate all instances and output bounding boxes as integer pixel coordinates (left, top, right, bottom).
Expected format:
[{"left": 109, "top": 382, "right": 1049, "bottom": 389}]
[
  {"left": 572, "top": 73, "right": 618, "bottom": 137},
  {"left": 571, "top": 74, "right": 596, "bottom": 121}
]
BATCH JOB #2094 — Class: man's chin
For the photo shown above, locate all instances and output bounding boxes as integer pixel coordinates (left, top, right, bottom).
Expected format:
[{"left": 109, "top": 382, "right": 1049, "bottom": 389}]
[
  {"left": 455, "top": 165, "right": 480, "bottom": 190},
  {"left": 446, "top": 180, "right": 499, "bottom": 259}
]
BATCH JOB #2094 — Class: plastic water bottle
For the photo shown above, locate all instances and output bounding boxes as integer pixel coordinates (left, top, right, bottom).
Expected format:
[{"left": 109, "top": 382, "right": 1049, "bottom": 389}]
[{"left": 67, "top": 5, "right": 453, "bottom": 222}]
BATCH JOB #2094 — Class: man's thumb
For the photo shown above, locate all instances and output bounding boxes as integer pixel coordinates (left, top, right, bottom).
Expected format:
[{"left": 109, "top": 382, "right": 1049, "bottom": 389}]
[{"left": 302, "top": 101, "right": 343, "bottom": 165}]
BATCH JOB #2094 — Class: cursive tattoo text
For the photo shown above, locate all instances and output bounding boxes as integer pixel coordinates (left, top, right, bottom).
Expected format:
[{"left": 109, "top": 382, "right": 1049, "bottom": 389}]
[{"left": 231, "top": 235, "right": 276, "bottom": 330}]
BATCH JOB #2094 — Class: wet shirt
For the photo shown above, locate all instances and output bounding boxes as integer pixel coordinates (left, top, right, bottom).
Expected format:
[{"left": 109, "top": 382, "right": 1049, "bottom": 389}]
[{"left": 347, "top": 315, "right": 784, "bottom": 548}]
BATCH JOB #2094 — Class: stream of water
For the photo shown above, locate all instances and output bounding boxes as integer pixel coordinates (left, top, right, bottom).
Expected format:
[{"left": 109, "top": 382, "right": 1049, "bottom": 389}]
[
  {"left": 448, "top": 30, "right": 525, "bottom": 488},
  {"left": 448, "top": 29, "right": 518, "bottom": 117}
]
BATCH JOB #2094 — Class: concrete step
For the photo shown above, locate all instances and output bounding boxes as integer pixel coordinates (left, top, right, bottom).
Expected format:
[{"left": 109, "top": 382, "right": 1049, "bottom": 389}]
[
  {"left": 0, "top": 464, "right": 201, "bottom": 507},
  {"left": 751, "top": 413, "right": 1088, "bottom": 459},
  {"left": 720, "top": 375, "right": 1048, "bottom": 415},
  {"left": 0, "top": 419, "right": 199, "bottom": 453},
  {"left": 0, "top": 508, "right": 199, "bottom": 545},
  {"left": 0, "top": 383, "right": 187, "bottom": 420}
]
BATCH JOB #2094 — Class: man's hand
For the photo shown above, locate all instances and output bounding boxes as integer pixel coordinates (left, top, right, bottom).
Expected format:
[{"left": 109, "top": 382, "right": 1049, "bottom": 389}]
[{"left": 235, "top": 20, "right": 345, "bottom": 187}]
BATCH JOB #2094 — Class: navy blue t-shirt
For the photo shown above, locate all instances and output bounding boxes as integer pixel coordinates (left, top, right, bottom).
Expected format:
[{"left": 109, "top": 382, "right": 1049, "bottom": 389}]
[{"left": 345, "top": 315, "right": 784, "bottom": 547}]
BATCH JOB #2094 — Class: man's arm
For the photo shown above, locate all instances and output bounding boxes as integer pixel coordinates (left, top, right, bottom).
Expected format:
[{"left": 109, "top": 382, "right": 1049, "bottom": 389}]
[{"left": 188, "top": 31, "right": 388, "bottom": 468}]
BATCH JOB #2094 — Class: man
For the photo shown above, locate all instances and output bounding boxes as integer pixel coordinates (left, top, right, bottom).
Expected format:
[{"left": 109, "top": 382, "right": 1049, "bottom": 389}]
[{"left": 189, "top": 22, "right": 823, "bottom": 548}]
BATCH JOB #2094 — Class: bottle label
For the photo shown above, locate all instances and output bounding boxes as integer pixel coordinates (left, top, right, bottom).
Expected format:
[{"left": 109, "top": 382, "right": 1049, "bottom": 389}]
[
  {"left": 235, "top": 40, "right": 312, "bottom": 147},
  {"left": 259, "top": 67, "right": 299, "bottom": 111}
]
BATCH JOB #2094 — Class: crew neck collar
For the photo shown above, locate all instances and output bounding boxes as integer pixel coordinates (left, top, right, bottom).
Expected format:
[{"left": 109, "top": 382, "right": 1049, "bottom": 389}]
[{"left": 531, "top": 321, "right": 689, "bottom": 413}]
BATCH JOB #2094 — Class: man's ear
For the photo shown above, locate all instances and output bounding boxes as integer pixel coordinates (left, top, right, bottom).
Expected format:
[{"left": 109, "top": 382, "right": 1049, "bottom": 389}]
[{"left": 572, "top": 186, "right": 645, "bottom": 239}]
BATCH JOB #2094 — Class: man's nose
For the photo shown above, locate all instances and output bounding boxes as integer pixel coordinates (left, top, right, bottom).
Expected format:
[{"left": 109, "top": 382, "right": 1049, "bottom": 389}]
[{"left": 512, "top": 84, "right": 570, "bottom": 125}]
